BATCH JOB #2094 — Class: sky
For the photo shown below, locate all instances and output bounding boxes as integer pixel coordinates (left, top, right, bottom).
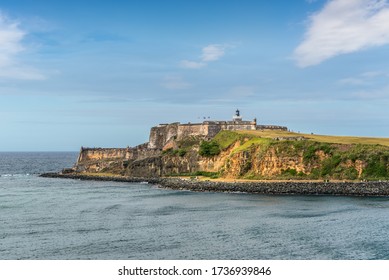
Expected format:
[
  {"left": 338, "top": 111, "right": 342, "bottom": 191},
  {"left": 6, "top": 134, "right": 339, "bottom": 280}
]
[{"left": 1, "top": 0, "right": 389, "bottom": 151}]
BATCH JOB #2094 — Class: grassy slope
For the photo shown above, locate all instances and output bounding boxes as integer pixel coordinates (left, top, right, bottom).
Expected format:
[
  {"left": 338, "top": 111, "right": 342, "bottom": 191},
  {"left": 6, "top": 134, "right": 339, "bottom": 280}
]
[
  {"left": 243, "top": 130, "right": 389, "bottom": 147},
  {"left": 211, "top": 130, "right": 389, "bottom": 180}
]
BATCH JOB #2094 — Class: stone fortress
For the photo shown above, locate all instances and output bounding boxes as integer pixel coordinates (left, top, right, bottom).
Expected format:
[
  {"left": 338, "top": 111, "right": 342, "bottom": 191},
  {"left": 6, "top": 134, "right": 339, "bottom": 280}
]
[
  {"left": 60, "top": 109, "right": 389, "bottom": 183},
  {"left": 76, "top": 110, "right": 287, "bottom": 168},
  {"left": 148, "top": 109, "right": 287, "bottom": 150}
]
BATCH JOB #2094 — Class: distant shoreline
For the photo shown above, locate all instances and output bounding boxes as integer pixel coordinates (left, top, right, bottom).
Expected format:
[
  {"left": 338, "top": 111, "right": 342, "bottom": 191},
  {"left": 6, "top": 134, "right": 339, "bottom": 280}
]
[{"left": 40, "top": 172, "right": 389, "bottom": 197}]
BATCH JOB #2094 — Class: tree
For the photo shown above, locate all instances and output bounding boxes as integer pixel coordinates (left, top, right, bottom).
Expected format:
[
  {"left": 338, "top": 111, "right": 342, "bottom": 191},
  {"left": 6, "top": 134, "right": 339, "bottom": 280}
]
[{"left": 199, "top": 141, "right": 221, "bottom": 157}]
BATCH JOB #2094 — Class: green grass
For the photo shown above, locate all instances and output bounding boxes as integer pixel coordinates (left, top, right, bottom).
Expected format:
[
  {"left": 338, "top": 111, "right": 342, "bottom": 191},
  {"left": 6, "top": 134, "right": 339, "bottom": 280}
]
[
  {"left": 212, "top": 130, "right": 272, "bottom": 154},
  {"left": 163, "top": 130, "right": 389, "bottom": 180},
  {"left": 218, "top": 130, "right": 389, "bottom": 180},
  {"left": 232, "top": 138, "right": 271, "bottom": 154},
  {"left": 212, "top": 130, "right": 244, "bottom": 149},
  {"left": 242, "top": 130, "right": 389, "bottom": 147}
]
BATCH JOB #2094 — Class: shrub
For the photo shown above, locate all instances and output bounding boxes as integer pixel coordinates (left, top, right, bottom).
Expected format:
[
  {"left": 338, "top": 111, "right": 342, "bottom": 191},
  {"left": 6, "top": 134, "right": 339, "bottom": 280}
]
[
  {"left": 362, "top": 154, "right": 388, "bottom": 178},
  {"left": 162, "top": 148, "right": 173, "bottom": 155},
  {"left": 303, "top": 142, "right": 333, "bottom": 162},
  {"left": 172, "top": 148, "right": 187, "bottom": 157},
  {"left": 309, "top": 168, "right": 320, "bottom": 179},
  {"left": 321, "top": 155, "right": 341, "bottom": 176},
  {"left": 282, "top": 168, "right": 297, "bottom": 176},
  {"left": 199, "top": 141, "right": 221, "bottom": 157},
  {"left": 319, "top": 143, "right": 332, "bottom": 154},
  {"left": 344, "top": 168, "right": 358, "bottom": 180},
  {"left": 303, "top": 145, "right": 318, "bottom": 161},
  {"left": 193, "top": 171, "right": 220, "bottom": 178},
  {"left": 163, "top": 148, "right": 187, "bottom": 157}
]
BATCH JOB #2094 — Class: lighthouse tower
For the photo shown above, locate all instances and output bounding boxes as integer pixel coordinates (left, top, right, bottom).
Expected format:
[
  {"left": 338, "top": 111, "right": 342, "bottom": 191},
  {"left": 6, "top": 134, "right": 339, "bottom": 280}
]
[{"left": 232, "top": 109, "right": 242, "bottom": 122}]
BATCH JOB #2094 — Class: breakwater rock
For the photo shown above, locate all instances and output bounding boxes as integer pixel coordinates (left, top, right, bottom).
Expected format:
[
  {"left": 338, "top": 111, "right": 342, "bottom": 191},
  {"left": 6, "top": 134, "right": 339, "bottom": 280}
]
[{"left": 40, "top": 172, "right": 389, "bottom": 196}]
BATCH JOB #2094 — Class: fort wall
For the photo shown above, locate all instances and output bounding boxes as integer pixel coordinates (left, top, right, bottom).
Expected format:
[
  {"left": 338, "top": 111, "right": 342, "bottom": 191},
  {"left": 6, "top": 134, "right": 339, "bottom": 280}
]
[
  {"left": 77, "top": 144, "right": 159, "bottom": 165},
  {"left": 177, "top": 123, "right": 208, "bottom": 140},
  {"left": 256, "top": 125, "right": 288, "bottom": 131},
  {"left": 148, "top": 123, "right": 179, "bottom": 149},
  {"left": 147, "top": 119, "right": 261, "bottom": 150},
  {"left": 77, "top": 147, "right": 130, "bottom": 163},
  {"left": 219, "top": 121, "right": 256, "bottom": 131}
]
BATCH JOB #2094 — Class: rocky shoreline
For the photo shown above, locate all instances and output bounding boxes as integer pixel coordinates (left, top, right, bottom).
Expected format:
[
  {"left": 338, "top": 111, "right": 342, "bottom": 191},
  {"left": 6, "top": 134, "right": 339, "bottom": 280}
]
[{"left": 40, "top": 172, "right": 389, "bottom": 196}]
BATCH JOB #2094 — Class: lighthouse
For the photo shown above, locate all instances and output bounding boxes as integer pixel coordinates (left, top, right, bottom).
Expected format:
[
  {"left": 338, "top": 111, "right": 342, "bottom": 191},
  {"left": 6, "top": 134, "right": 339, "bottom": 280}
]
[{"left": 232, "top": 109, "right": 242, "bottom": 121}]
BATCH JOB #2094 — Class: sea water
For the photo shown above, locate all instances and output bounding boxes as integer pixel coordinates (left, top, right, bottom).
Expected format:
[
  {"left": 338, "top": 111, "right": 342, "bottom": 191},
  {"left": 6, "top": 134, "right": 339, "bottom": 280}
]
[{"left": 1, "top": 152, "right": 389, "bottom": 260}]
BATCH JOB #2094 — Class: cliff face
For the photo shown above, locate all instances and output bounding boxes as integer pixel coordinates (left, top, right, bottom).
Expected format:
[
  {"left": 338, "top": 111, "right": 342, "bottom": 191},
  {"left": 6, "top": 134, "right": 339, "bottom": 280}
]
[{"left": 72, "top": 131, "right": 389, "bottom": 180}]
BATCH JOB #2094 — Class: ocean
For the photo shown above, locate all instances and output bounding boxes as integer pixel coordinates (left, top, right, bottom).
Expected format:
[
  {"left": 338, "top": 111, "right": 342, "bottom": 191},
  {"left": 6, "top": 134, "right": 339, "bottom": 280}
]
[{"left": 1, "top": 152, "right": 389, "bottom": 260}]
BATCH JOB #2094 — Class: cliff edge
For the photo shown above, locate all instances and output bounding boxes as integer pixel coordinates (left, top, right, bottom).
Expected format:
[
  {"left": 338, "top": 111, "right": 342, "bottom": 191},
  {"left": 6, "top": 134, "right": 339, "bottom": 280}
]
[{"left": 70, "top": 130, "right": 389, "bottom": 181}]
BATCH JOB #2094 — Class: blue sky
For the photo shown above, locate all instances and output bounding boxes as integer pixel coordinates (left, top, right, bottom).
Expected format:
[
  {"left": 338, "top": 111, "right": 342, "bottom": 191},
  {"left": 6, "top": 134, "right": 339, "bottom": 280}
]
[{"left": 1, "top": 0, "right": 389, "bottom": 151}]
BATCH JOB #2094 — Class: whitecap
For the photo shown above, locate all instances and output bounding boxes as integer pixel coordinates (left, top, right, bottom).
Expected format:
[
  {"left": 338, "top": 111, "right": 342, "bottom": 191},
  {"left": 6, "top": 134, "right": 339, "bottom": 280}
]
[{"left": 0, "top": 173, "right": 32, "bottom": 177}]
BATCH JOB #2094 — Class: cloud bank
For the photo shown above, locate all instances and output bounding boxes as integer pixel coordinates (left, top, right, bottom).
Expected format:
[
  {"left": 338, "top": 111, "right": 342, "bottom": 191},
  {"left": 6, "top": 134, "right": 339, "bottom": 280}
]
[
  {"left": 0, "top": 12, "right": 44, "bottom": 80},
  {"left": 294, "top": 0, "right": 389, "bottom": 67},
  {"left": 180, "top": 44, "right": 226, "bottom": 69},
  {"left": 179, "top": 60, "right": 205, "bottom": 69},
  {"left": 0, "top": 14, "right": 24, "bottom": 67}
]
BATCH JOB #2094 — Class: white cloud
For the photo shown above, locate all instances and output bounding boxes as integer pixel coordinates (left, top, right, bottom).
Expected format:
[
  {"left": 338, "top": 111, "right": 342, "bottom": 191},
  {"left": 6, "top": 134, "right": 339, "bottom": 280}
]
[
  {"left": 338, "top": 70, "right": 389, "bottom": 100},
  {"left": 338, "top": 77, "right": 368, "bottom": 86},
  {"left": 201, "top": 44, "right": 225, "bottom": 62},
  {"left": 0, "top": 67, "right": 45, "bottom": 80},
  {"left": 179, "top": 60, "right": 206, "bottom": 69},
  {"left": 360, "top": 71, "right": 385, "bottom": 78},
  {"left": 0, "top": 12, "right": 45, "bottom": 80},
  {"left": 338, "top": 70, "right": 388, "bottom": 86},
  {"left": 180, "top": 44, "right": 228, "bottom": 69},
  {"left": 0, "top": 14, "right": 24, "bottom": 67},
  {"left": 351, "top": 86, "right": 389, "bottom": 99},
  {"left": 294, "top": 0, "right": 389, "bottom": 67},
  {"left": 161, "top": 75, "right": 191, "bottom": 90}
]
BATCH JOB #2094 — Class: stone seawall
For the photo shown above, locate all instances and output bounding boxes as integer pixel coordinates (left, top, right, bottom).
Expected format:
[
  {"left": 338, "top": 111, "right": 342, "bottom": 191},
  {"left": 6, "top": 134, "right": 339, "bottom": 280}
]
[{"left": 40, "top": 173, "right": 389, "bottom": 196}]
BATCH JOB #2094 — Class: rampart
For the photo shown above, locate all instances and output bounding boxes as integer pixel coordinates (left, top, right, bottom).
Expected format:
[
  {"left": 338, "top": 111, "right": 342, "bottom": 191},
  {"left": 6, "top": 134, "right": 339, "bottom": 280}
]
[
  {"left": 77, "top": 144, "right": 159, "bottom": 165},
  {"left": 256, "top": 125, "right": 288, "bottom": 131},
  {"left": 77, "top": 147, "right": 129, "bottom": 163},
  {"left": 147, "top": 118, "right": 285, "bottom": 150}
]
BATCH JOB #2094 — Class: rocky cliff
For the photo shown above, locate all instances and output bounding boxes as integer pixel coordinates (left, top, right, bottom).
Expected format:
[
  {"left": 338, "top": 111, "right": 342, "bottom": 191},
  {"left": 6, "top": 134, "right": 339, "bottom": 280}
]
[{"left": 71, "top": 130, "right": 389, "bottom": 181}]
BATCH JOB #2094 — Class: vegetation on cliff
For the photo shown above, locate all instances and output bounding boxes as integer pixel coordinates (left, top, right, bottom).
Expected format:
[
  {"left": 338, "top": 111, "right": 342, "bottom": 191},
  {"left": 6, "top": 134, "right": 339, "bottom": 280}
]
[
  {"left": 266, "top": 140, "right": 389, "bottom": 180},
  {"left": 75, "top": 129, "right": 389, "bottom": 181},
  {"left": 163, "top": 130, "right": 389, "bottom": 181},
  {"left": 199, "top": 141, "right": 221, "bottom": 157}
]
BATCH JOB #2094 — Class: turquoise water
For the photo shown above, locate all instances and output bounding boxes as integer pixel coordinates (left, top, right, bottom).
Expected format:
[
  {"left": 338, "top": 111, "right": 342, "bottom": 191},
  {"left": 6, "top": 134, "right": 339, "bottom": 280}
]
[{"left": 1, "top": 152, "right": 389, "bottom": 259}]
